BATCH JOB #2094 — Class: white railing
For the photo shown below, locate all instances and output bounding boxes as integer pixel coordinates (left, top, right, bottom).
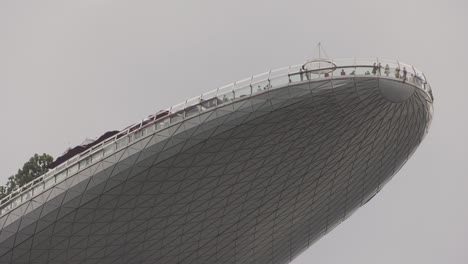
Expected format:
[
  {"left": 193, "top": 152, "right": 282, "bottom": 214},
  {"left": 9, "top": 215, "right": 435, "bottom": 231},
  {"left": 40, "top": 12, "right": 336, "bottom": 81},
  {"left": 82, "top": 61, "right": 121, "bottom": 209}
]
[{"left": 0, "top": 58, "right": 433, "bottom": 215}]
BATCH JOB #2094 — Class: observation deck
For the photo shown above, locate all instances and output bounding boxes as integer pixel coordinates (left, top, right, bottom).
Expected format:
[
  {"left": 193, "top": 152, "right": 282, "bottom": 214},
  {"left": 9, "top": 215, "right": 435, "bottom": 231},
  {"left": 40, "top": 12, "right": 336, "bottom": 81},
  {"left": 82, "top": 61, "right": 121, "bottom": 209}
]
[{"left": 0, "top": 58, "right": 433, "bottom": 264}]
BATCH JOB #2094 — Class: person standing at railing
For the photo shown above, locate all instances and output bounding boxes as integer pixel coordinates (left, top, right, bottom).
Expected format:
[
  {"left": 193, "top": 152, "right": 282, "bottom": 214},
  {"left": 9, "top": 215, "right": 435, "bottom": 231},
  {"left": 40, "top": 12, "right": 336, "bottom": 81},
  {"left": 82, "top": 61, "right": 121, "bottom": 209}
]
[
  {"left": 395, "top": 67, "right": 400, "bottom": 78},
  {"left": 340, "top": 69, "right": 346, "bottom": 76},
  {"left": 300, "top": 66, "right": 305, "bottom": 81},
  {"left": 377, "top": 63, "right": 382, "bottom": 75},
  {"left": 384, "top": 64, "right": 390, "bottom": 76},
  {"left": 306, "top": 67, "right": 311, "bottom": 80},
  {"left": 372, "top": 63, "right": 377, "bottom": 75},
  {"left": 402, "top": 67, "right": 408, "bottom": 82},
  {"left": 414, "top": 73, "right": 423, "bottom": 87}
]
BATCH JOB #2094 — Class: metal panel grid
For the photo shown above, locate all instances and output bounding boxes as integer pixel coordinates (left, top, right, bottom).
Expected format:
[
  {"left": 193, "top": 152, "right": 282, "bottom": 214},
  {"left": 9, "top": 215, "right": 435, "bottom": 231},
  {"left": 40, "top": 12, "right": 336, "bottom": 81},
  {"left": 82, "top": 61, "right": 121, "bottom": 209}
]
[{"left": 0, "top": 76, "right": 432, "bottom": 264}]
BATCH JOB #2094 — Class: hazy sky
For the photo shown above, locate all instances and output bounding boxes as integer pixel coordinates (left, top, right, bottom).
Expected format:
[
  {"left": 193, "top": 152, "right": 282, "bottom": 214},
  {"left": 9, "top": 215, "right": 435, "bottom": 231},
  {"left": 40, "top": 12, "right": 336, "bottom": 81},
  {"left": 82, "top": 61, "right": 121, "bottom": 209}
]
[{"left": 1, "top": 1, "right": 467, "bottom": 263}]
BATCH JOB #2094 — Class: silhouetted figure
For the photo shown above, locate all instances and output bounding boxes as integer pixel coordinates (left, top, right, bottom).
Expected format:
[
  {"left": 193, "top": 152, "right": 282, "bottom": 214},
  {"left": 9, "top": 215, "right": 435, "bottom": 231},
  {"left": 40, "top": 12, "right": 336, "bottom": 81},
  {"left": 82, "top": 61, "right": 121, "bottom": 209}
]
[
  {"left": 384, "top": 64, "right": 390, "bottom": 76},
  {"left": 372, "top": 63, "right": 377, "bottom": 75}
]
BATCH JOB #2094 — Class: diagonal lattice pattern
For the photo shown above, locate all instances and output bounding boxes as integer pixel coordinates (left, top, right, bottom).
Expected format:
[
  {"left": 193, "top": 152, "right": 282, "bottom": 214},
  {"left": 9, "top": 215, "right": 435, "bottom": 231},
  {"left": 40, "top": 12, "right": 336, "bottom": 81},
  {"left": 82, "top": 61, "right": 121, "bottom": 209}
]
[{"left": 0, "top": 77, "right": 433, "bottom": 264}]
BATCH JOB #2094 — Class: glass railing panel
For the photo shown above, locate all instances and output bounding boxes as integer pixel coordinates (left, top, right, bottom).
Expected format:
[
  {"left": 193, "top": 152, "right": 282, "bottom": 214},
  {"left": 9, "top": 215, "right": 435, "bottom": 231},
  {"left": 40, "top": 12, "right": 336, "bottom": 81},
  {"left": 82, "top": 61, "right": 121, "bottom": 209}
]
[
  {"left": 184, "top": 104, "right": 200, "bottom": 118},
  {"left": 44, "top": 176, "right": 55, "bottom": 189},
  {"left": 392, "top": 66, "right": 402, "bottom": 79},
  {"left": 55, "top": 163, "right": 66, "bottom": 172},
  {"left": 270, "top": 76, "right": 290, "bottom": 89},
  {"left": 332, "top": 66, "right": 354, "bottom": 77},
  {"left": 200, "top": 97, "right": 220, "bottom": 110},
  {"left": 232, "top": 77, "right": 252, "bottom": 92},
  {"left": 79, "top": 157, "right": 91, "bottom": 169},
  {"left": 67, "top": 156, "right": 79, "bottom": 167},
  {"left": 21, "top": 183, "right": 32, "bottom": 192},
  {"left": 217, "top": 83, "right": 234, "bottom": 96},
  {"left": 33, "top": 183, "right": 43, "bottom": 196},
  {"left": 68, "top": 163, "right": 79, "bottom": 175},
  {"left": 103, "top": 142, "right": 116, "bottom": 157},
  {"left": 400, "top": 66, "right": 411, "bottom": 81},
  {"left": 33, "top": 177, "right": 43, "bottom": 185},
  {"left": 250, "top": 72, "right": 269, "bottom": 86},
  {"left": 235, "top": 85, "right": 252, "bottom": 98},
  {"left": 156, "top": 118, "right": 170, "bottom": 130},
  {"left": 185, "top": 97, "right": 200, "bottom": 108},
  {"left": 344, "top": 66, "right": 357, "bottom": 76},
  {"left": 91, "top": 150, "right": 103, "bottom": 163},
  {"left": 12, "top": 196, "right": 21, "bottom": 208},
  {"left": 142, "top": 124, "right": 155, "bottom": 136},
  {"left": 116, "top": 136, "right": 129, "bottom": 150},
  {"left": 290, "top": 65, "right": 301, "bottom": 72},
  {"left": 129, "top": 130, "right": 143, "bottom": 142},
  {"left": 413, "top": 69, "right": 425, "bottom": 89},
  {"left": 170, "top": 112, "right": 184, "bottom": 123},
  {"left": 289, "top": 71, "right": 302, "bottom": 83},
  {"left": 354, "top": 66, "right": 373, "bottom": 76},
  {"left": 302, "top": 70, "right": 315, "bottom": 80},
  {"left": 201, "top": 90, "right": 217, "bottom": 101},
  {"left": 252, "top": 79, "right": 270, "bottom": 93},
  {"left": 354, "top": 58, "right": 382, "bottom": 75},
  {"left": 269, "top": 67, "right": 289, "bottom": 79},
  {"left": 56, "top": 169, "right": 67, "bottom": 183},
  {"left": 79, "top": 150, "right": 91, "bottom": 160},
  {"left": 218, "top": 90, "right": 235, "bottom": 103},
  {"left": 201, "top": 90, "right": 218, "bottom": 102},
  {"left": 22, "top": 190, "right": 32, "bottom": 202},
  {"left": 395, "top": 62, "right": 412, "bottom": 81},
  {"left": 170, "top": 102, "right": 185, "bottom": 116},
  {"left": 425, "top": 83, "right": 432, "bottom": 93},
  {"left": 354, "top": 58, "right": 375, "bottom": 67},
  {"left": 378, "top": 59, "right": 399, "bottom": 78}
]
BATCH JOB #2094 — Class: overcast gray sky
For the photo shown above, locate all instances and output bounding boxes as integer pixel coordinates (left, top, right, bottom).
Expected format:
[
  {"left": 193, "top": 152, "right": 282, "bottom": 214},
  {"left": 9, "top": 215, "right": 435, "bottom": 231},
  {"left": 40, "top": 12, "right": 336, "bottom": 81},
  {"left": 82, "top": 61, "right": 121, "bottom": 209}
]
[{"left": 1, "top": 0, "right": 467, "bottom": 263}]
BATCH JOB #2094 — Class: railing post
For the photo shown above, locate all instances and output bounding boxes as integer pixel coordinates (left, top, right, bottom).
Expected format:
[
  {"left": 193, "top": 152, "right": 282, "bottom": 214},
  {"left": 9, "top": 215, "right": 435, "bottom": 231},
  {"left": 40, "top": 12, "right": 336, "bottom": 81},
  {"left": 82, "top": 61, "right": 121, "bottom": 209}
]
[
  {"left": 411, "top": 65, "right": 419, "bottom": 87},
  {"left": 421, "top": 72, "right": 429, "bottom": 91},
  {"left": 396, "top": 60, "right": 401, "bottom": 79},
  {"left": 168, "top": 106, "right": 173, "bottom": 125},
  {"left": 376, "top": 57, "right": 381, "bottom": 76},
  {"left": 232, "top": 82, "right": 236, "bottom": 99},
  {"left": 267, "top": 70, "right": 272, "bottom": 90}
]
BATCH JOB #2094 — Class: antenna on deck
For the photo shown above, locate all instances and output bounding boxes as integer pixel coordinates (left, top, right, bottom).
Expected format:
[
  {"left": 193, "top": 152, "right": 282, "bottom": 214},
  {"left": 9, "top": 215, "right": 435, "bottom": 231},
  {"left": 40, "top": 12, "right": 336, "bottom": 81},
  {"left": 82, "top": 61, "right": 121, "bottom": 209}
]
[
  {"left": 303, "top": 42, "right": 336, "bottom": 74},
  {"left": 308, "top": 42, "right": 330, "bottom": 62}
]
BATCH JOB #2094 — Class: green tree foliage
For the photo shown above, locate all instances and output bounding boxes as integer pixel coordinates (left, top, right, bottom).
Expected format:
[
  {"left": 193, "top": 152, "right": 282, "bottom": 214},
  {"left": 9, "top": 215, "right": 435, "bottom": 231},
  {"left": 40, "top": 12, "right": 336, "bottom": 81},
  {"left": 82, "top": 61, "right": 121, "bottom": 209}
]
[{"left": 0, "top": 153, "right": 54, "bottom": 199}]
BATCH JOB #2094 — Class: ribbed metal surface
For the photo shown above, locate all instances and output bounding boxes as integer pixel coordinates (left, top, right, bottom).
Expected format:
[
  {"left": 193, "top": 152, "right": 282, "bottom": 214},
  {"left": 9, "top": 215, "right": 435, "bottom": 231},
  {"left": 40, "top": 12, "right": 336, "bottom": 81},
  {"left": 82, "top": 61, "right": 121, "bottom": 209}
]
[{"left": 0, "top": 76, "right": 432, "bottom": 264}]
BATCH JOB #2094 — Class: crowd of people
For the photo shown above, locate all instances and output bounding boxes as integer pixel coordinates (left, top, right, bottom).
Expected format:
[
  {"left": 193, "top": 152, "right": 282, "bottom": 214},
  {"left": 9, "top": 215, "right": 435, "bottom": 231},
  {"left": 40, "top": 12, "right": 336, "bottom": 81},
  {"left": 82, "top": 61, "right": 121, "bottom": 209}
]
[{"left": 299, "top": 62, "right": 424, "bottom": 85}]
